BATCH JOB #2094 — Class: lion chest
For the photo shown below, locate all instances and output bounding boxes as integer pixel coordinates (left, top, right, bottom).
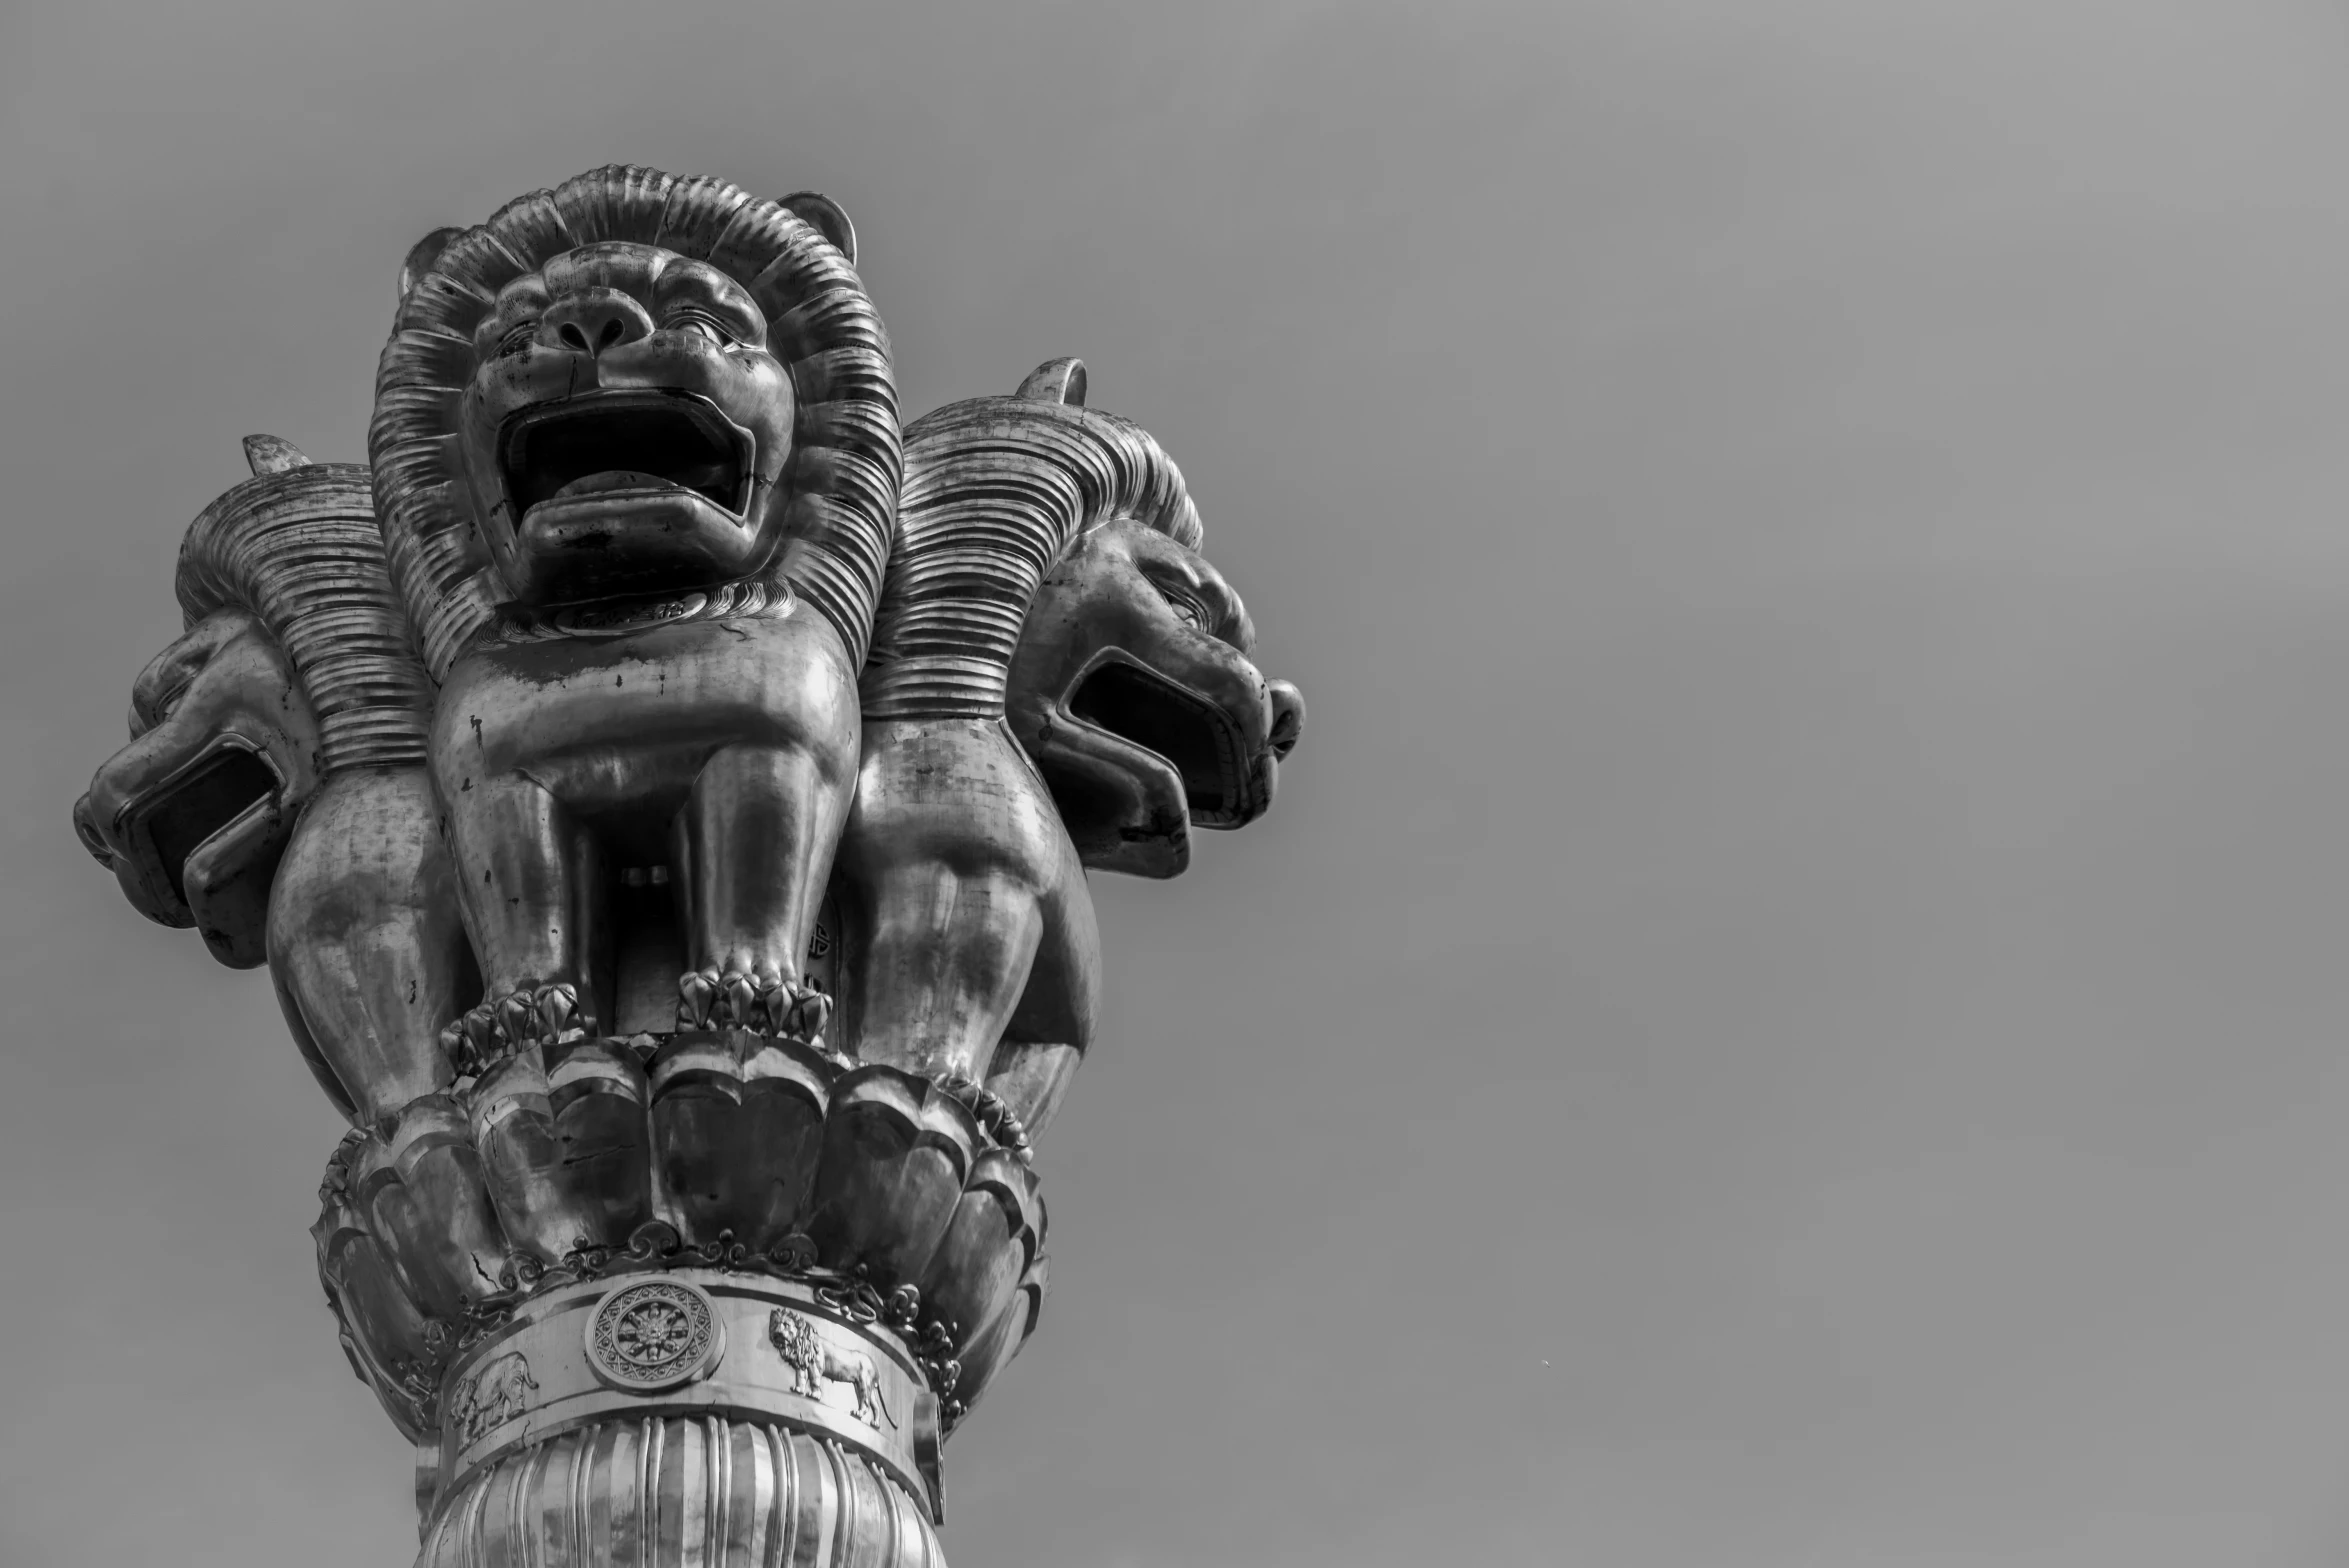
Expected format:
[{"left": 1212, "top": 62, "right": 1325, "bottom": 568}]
[{"left": 430, "top": 613, "right": 856, "bottom": 814}]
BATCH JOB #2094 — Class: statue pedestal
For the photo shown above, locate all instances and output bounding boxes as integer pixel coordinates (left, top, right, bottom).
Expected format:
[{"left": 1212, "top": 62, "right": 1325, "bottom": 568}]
[{"left": 311, "top": 1034, "right": 1048, "bottom": 1567}]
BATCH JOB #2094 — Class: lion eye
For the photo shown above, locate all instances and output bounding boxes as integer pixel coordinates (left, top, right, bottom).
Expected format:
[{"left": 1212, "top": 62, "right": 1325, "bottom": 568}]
[
  {"left": 145, "top": 680, "right": 190, "bottom": 727},
  {"left": 494, "top": 322, "right": 537, "bottom": 359},
  {"left": 1153, "top": 582, "right": 1211, "bottom": 631},
  {"left": 668, "top": 308, "right": 732, "bottom": 346}
]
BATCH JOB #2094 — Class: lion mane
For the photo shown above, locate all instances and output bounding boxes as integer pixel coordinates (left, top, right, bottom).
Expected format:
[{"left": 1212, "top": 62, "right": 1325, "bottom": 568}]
[
  {"left": 862, "top": 382, "right": 1203, "bottom": 719},
  {"left": 174, "top": 442, "right": 433, "bottom": 770}
]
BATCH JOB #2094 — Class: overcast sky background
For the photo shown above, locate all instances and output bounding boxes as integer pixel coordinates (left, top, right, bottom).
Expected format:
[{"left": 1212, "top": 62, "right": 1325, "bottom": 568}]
[{"left": 8, "top": 1, "right": 2349, "bottom": 1563}]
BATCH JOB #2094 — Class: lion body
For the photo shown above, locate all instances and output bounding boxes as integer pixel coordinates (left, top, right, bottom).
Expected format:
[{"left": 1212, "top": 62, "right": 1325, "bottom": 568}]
[
  {"left": 371, "top": 169, "right": 902, "bottom": 1045},
  {"left": 77, "top": 450, "right": 469, "bottom": 1123},
  {"left": 828, "top": 375, "right": 1288, "bottom": 1142}
]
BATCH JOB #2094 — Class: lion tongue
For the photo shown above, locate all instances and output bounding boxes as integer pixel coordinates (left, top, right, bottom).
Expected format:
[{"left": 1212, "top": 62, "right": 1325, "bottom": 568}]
[{"left": 552, "top": 470, "right": 683, "bottom": 500}]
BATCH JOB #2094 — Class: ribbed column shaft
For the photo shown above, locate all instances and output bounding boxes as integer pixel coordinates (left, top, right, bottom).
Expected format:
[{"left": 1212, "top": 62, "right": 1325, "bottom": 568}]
[{"left": 418, "top": 1416, "right": 944, "bottom": 1568}]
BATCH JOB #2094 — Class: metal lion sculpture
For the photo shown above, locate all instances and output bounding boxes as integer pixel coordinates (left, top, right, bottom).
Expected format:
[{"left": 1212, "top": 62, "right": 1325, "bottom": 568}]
[{"left": 74, "top": 165, "right": 1304, "bottom": 1568}]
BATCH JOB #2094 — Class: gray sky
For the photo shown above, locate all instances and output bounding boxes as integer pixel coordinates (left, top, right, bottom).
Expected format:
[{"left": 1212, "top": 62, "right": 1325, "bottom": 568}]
[{"left": 7, "top": 1, "right": 2349, "bottom": 1563}]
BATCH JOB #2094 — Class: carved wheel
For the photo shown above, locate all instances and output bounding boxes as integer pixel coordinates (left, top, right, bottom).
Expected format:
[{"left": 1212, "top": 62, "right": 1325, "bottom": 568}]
[{"left": 584, "top": 1279, "right": 724, "bottom": 1392}]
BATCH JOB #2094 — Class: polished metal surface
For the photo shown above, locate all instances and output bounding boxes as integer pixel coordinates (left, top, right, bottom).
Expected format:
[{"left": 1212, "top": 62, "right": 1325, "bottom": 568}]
[
  {"left": 421, "top": 1412, "right": 942, "bottom": 1568},
  {"left": 73, "top": 163, "right": 1305, "bottom": 1567}
]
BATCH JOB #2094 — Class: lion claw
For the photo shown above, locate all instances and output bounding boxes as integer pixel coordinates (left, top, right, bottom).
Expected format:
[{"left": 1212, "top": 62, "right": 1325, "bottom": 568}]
[
  {"left": 533, "top": 983, "right": 584, "bottom": 1043},
  {"left": 682, "top": 969, "right": 829, "bottom": 1040},
  {"left": 441, "top": 1003, "right": 506, "bottom": 1074},
  {"left": 677, "top": 970, "right": 723, "bottom": 1031},
  {"left": 445, "top": 982, "right": 594, "bottom": 1069},
  {"left": 494, "top": 991, "right": 537, "bottom": 1046},
  {"left": 929, "top": 1072, "right": 1030, "bottom": 1157},
  {"left": 991, "top": 1104, "right": 1033, "bottom": 1160},
  {"left": 783, "top": 984, "right": 831, "bottom": 1042},
  {"left": 722, "top": 971, "right": 760, "bottom": 1027}
]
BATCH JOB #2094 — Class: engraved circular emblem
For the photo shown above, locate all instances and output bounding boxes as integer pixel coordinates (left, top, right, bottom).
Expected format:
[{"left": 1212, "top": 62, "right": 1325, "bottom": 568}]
[{"left": 584, "top": 1279, "right": 724, "bottom": 1392}]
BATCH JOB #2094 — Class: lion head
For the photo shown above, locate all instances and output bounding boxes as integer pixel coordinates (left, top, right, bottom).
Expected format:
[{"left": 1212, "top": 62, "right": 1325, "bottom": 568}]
[
  {"left": 1010, "top": 511, "right": 1304, "bottom": 878},
  {"left": 74, "top": 439, "right": 430, "bottom": 966},
  {"left": 769, "top": 1309, "right": 816, "bottom": 1365},
  {"left": 75, "top": 606, "right": 321, "bottom": 965},
  {"left": 373, "top": 167, "right": 900, "bottom": 671},
  {"left": 458, "top": 241, "right": 798, "bottom": 605},
  {"left": 868, "top": 358, "right": 1304, "bottom": 878}
]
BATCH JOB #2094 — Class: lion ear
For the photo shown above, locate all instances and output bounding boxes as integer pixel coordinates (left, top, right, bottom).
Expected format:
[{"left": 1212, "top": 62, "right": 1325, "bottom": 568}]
[
  {"left": 242, "top": 434, "right": 311, "bottom": 476},
  {"left": 398, "top": 227, "right": 464, "bottom": 305},
  {"left": 1016, "top": 358, "right": 1088, "bottom": 406},
  {"left": 778, "top": 192, "right": 856, "bottom": 264}
]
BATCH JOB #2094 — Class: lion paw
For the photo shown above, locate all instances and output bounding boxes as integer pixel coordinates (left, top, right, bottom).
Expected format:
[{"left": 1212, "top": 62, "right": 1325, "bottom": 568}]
[
  {"left": 930, "top": 1072, "right": 1032, "bottom": 1159},
  {"left": 782, "top": 984, "right": 831, "bottom": 1042},
  {"left": 533, "top": 983, "right": 586, "bottom": 1041},
  {"left": 446, "top": 983, "right": 591, "bottom": 1071},
  {"left": 677, "top": 969, "right": 723, "bottom": 1031},
  {"left": 678, "top": 969, "right": 830, "bottom": 1041},
  {"left": 439, "top": 1009, "right": 495, "bottom": 1075}
]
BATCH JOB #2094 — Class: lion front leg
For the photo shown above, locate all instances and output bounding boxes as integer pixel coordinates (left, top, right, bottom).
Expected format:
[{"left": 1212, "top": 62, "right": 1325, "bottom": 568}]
[
  {"left": 438, "top": 771, "right": 600, "bottom": 1063},
  {"left": 672, "top": 740, "right": 853, "bottom": 1038},
  {"left": 839, "top": 859, "right": 1045, "bottom": 1084}
]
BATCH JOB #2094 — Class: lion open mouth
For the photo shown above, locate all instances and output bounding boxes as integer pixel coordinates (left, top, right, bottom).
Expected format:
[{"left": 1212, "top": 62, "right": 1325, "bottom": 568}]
[
  {"left": 499, "top": 393, "right": 754, "bottom": 520},
  {"left": 1067, "top": 661, "right": 1260, "bottom": 827},
  {"left": 127, "top": 745, "right": 282, "bottom": 907}
]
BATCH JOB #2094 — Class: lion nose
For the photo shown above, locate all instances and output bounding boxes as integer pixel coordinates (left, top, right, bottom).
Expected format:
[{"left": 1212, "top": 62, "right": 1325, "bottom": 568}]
[
  {"left": 541, "top": 289, "right": 654, "bottom": 358},
  {"left": 72, "top": 791, "right": 116, "bottom": 867},
  {"left": 1266, "top": 680, "right": 1305, "bottom": 761}
]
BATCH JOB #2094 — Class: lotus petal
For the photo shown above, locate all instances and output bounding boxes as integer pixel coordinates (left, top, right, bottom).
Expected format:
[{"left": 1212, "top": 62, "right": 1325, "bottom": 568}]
[
  {"left": 647, "top": 1029, "right": 830, "bottom": 1251},
  {"left": 469, "top": 1039, "right": 652, "bottom": 1265},
  {"left": 317, "top": 1224, "right": 440, "bottom": 1441},
  {"left": 319, "top": 1045, "right": 1054, "bottom": 1457},
  {"left": 803, "top": 1067, "right": 979, "bottom": 1288},
  {"left": 355, "top": 1096, "right": 508, "bottom": 1318},
  {"left": 915, "top": 1147, "right": 1043, "bottom": 1350},
  {"left": 954, "top": 1253, "right": 1048, "bottom": 1423},
  {"left": 312, "top": 1142, "right": 444, "bottom": 1442}
]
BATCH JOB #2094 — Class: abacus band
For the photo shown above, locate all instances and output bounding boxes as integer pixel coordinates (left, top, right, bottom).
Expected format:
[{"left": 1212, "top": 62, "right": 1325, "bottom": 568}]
[{"left": 427, "top": 1271, "right": 941, "bottom": 1527}]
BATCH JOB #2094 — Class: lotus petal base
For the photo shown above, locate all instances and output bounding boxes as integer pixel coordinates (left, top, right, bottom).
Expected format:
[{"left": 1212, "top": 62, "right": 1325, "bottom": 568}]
[{"left": 313, "top": 1034, "right": 1051, "bottom": 1546}]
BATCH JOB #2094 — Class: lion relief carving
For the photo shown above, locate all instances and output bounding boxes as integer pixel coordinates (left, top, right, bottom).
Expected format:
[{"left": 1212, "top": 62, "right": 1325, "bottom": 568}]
[{"left": 769, "top": 1310, "right": 896, "bottom": 1429}]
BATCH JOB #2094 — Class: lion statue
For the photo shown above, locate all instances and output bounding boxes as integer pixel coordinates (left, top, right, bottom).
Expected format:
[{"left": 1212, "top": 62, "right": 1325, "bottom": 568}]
[
  {"left": 73, "top": 438, "right": 473, "bottom": 1124},
  {"left": 74, "top": 358, "right": 1300, "bottom": 1155},
  {"left": 768, "top": 1310, "right": 894, "bottom": 1429},
  {"left": 829, "top": 359, "right": 1305, "bottom": 1139},
  {"left": 373, "top": 166, "right": 900, "bottom": 1057}
]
